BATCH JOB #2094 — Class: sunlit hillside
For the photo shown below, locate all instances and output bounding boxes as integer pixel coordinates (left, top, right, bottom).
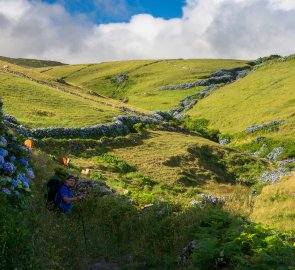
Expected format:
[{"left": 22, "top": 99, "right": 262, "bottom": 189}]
[
  {"left": 188, "top": 56, "right": 295, "bottom": 141},
  {"left": 40, "top": 59, "right": 249, "bottom": 111}
]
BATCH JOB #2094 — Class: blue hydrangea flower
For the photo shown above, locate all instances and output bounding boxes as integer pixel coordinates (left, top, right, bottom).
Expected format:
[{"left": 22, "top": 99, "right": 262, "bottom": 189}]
[
  {"left": 3, "top": 162, "right": 15, "bottom": 175},
  {"left": 26, "top": 167, "right": 35, "bottom": 179},
  {"left": 0, "top": 136, "right": 7, "bottom": 147},
  {"left": 22, "top": 182, "right": 29, "bottom": 189},
  {"left": 10, "top": 179, "right": 18, "bottom": 188},
  {"left": 19, "top": 157, "right": 28, "bottom": 167},
  {"left": 0, "top": 148, "right": 8, "bottom": 157},
  {"left": 0, "top": 156, "right": 4, "bottom": 166},
  {"left": 10, "top": 155, "right": 16, "bottom": 162},
  {"left": 17, "top": 173, "right": 27, "bottom": 182},
  {"left": 1, "top": 188, "right": 11, "bottom": 195}
]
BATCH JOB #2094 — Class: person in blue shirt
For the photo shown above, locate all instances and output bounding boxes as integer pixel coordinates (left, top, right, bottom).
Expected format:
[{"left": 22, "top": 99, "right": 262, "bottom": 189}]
[{"left": 56, "top": 174, "right": 84, "bottom": 214}]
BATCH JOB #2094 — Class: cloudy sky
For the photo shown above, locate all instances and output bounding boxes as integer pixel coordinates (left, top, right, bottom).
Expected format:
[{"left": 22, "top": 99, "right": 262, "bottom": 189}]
[{"left": 0, "top": 0, "right": 294, "bottom": 63}]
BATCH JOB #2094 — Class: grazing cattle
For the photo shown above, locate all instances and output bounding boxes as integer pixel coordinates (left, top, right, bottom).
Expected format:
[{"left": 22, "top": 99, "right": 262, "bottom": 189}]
[
  {"left": 24, "top": 139, "right": 33, "bottom": 149},
  {"left": 57, "top": 157, "right": 71, "bottom": 166},
  {"left": 81, "top": 168, "right": 91, "bottom": 175}
]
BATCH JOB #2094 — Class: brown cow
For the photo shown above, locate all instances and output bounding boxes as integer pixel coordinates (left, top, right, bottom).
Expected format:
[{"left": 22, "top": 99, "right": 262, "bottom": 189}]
[{"left": 57, "top": 157, "right": 71, "bottom": 166}]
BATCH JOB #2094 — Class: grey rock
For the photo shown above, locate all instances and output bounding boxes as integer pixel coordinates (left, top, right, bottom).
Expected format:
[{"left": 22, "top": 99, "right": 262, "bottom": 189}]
[
  {"left": 190, "top": 200, "right": 203, "bottom": 206},
  {"left": 200, "top": 193, "right": 225, "bottom": 205},
  {"left": 259, "top": 168, "right": 292, "bottom": 184},
  {"left": 277, "top": 158, "right": 295, "bottom": 167},
  {"left": 267, "top": 146, "right": 284, "bottom": 160},
  {"left": 245, "top": 120, "right": 284, "bottom": 134},
  {"left": 178, "top": 240, "right": 197, "bottom": 266},
  {"left": 255, "top": 136, "right": 266, "bottom": 143},
  {"left": 219, "top": 138, "right": 230, "bottom": 145}
]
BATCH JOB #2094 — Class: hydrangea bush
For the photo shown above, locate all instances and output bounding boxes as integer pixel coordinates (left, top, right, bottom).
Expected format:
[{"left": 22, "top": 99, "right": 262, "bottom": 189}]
[{"left": 0, "top": 98, "right": 34, "bottom": 196}]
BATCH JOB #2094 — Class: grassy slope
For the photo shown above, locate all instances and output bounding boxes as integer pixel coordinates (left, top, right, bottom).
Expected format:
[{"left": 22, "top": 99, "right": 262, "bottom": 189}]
[
  {"left": 1, "top": 60, "right": 149, "bottom": 112},
  {"left": 37, "top": 130, "right": 268, "bottom": 209},
  {"left": 0, "top": 55, "right": 65, "bottom": 68},
  {"left": 0, "top": 70, "right": 121, "bottom": 127},
  {"left": 0, "top": 60, "right": 152, "bottom": 127},
  {"left": 40, "top": 59, "right": 249, "bottom": 111},
  {"left": 251, "top": 172, "right": 295, "bottom": 231},
  {"left": 188, "top": 57, "right": 295, "bottom": 141}
]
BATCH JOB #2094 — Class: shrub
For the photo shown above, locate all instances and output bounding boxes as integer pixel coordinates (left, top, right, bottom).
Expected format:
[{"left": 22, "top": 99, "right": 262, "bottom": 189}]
[
  {"left": 183, "top": 117, "right": 221, "bottom": 142},
  {"left": 191, "top": 209, "right": 295, "bottom": 269},
  {"left": 0, "top": 194, "right": 35, "bottom": 269},
  {"left": 95, "top": 154, "right": 136, "bottom": 174}
]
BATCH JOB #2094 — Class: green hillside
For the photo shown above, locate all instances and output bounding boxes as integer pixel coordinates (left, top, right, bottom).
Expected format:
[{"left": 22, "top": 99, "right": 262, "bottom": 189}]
[
  {"left": 1, "top": 55, "right": 295, "bottom": 269},
  {"left": 188, "top": 56, "right": 295, "bottom": 141},
  {"left": 0, "top": 55, "right": 66, "bottom": 68},
  {"left": 251, "top": 172, "right": 295, "bottom": 231},
  {"left": 0, "top": 60, "right": 150, "bottom": 127},
  {"left": 0, "top": 70, "right": 122, "bottom": 127},
  {"left": 40, "top": 59, "right": 249, "bottom": 110},
  {"left": 36, "top": 130, "right": 268, "bottom": 207}
]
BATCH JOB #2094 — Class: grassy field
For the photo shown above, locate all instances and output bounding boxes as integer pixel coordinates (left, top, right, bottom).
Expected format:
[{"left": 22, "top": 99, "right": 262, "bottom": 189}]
[
  {"left": 0, "top": 59, "right": 152, "bottom": 127},
  {"left": 188, "top": 57, "right": 295, "bottom": 142},
  {"left": 0, "top": 70, "right": 123, "bottom": 127},
  {"left": 251, "top": 172, "right": 295, "bottom": 231},
  {"left": 40, "top": 59, "right": 249, "bottom": 110}
]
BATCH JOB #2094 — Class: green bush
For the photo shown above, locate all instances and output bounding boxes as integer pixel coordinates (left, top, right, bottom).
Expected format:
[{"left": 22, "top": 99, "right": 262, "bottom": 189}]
[
  {"left": 183, "top": 117, "right": 220, "bottom": 142},
  {"left": 95, "top": 154, "right": 137, "bottom": 174},
  {"left": 133, "top": 123, "right": 144, "bottom": 133},
  {"left": 0, "top": 195, "right": 35, "bottom": 270},
  {"left": 191, "top": 209, "right": 295, "bottom": 269}
]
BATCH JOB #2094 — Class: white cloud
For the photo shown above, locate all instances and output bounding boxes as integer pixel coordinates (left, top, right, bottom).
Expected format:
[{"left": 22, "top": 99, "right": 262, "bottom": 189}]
[{"left": 0, "top": 0, "right": 294, "bottom": 63}]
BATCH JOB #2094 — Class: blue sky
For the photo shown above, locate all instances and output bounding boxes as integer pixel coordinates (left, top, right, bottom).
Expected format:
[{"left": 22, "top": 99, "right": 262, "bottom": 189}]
[{"left": 42, "top": 0, "right": 185, "bottom": 24}]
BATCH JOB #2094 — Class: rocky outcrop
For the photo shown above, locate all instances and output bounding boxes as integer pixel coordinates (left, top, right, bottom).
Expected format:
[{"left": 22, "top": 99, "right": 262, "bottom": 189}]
[
  {"left": 245, "top": 120, "right": 284, "bottom": 134},
  {"left": 160, "top": 66, "right": 250, "bottom": 91},
  {"left": 111, "top": 74, "right": 128, "bottom": 83},
  {"left": 191, "top": 194, "right": 225, "bottom": 207},
  {"left": 266, "top": 146, "right": 284, "bottom": 160},
  {"left": 259, "top": 168, "right": 292, "bottom": 184},
  {"left": 74, "top": 180, "right": 115, "bottom": 196}
]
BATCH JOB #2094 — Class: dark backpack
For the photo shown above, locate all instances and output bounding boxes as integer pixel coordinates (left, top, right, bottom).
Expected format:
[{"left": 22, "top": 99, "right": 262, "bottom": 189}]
[{"left": 45, "top": 176, "right": 63, "bottom": 210}]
